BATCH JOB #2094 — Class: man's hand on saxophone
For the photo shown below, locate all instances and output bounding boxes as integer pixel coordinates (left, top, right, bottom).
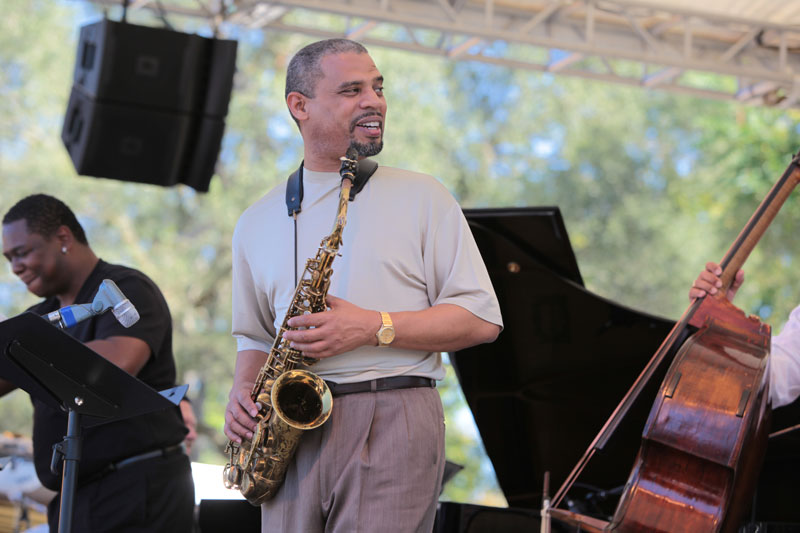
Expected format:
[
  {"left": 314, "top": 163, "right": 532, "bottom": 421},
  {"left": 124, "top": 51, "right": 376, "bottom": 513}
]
[
  {"left": 283, "top": 295, "right": 382, "bottom": 358},
  {"left": 284, "top": 296, "right": 502, "bottom": 358},
  {"left": 223, "top": 349, "right": 266, "bottom": 443}
]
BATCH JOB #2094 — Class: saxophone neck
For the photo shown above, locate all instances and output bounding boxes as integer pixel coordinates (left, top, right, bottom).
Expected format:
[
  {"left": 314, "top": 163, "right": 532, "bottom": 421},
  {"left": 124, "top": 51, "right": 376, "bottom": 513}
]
[
  {"left": 340, "top": 175, "right": 354, "bottom": 196},
  {"left": 325, "top": 177, "right": 353, "bottom": 249},
  {"left": 337, "top": 177, "right": 353, "bottom": 221}
]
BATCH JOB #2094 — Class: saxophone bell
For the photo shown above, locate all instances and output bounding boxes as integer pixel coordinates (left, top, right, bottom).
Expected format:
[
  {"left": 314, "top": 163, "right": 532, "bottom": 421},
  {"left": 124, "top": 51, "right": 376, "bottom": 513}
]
[
  {"left": 271, "top": 369, "right": 332, "bottom": 430},
  {"left": 233, "top": 371, "right": 332, "bottom": 506}
]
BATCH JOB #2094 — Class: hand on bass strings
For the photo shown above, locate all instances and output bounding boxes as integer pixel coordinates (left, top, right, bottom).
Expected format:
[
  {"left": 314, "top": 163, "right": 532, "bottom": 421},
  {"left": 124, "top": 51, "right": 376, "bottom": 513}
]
[
  {"left": 283, "top": 295, "right": 381, "bottom": 359},
  {"left": 688, "top": 261, "right": 745, "bottom": 302}
]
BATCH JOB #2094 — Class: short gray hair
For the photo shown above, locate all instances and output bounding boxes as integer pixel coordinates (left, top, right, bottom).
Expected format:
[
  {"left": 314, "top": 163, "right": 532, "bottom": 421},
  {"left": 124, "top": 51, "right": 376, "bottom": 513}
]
[{"left": 285, "top": 38, "right": 369, "bottom": 99}]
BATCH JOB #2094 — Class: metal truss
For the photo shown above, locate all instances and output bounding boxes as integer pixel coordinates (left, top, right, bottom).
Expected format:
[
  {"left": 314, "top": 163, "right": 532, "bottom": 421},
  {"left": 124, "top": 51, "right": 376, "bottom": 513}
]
[{"left": 84, "top": 0, "right": 800, "bottom": 109}]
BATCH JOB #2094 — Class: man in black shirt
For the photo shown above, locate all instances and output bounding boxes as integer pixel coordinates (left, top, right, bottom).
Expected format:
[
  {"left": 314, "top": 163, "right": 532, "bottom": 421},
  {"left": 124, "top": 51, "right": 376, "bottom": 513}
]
[{"left": 0, "top": 194, "right": 194, "bottom": 532}]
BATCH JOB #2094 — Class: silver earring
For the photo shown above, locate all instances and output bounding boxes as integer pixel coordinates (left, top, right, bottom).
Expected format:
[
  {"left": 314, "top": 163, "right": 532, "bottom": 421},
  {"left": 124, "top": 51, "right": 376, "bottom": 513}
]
[{"left": 61, "top": 246, "right": 67, "bottom": 254}]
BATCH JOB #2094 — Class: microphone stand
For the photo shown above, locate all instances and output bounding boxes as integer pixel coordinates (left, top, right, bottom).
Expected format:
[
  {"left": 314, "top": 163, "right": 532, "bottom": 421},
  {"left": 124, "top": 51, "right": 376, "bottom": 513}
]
[{"left": 51, "top": 407, "right": 83, "bottom": 533}]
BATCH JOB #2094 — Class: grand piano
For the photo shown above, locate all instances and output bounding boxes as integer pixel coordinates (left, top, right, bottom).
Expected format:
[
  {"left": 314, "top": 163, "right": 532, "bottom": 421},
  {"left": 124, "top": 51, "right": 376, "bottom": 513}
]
[{"left": 438, "top": 207, "right": 800, "bottom": 532}]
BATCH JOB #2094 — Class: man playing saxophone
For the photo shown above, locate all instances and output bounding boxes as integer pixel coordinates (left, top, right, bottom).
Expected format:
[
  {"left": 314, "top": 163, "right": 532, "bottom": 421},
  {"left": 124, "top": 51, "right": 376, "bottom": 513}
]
[{"left": 224, "top": 38, "right": 503, "bottom": 532}]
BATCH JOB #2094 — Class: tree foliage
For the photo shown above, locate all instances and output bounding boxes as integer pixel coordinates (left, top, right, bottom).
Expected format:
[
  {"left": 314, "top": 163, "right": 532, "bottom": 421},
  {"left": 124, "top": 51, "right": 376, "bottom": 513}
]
[{"left": 3, "top": 0, "right": 800, "bottom": 507}]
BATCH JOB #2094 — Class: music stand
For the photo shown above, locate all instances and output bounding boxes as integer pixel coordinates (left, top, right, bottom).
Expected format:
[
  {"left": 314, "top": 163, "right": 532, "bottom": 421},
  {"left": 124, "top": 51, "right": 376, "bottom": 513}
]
[{"left": 0, "top": 312, "right": 187, "bottom": 533}]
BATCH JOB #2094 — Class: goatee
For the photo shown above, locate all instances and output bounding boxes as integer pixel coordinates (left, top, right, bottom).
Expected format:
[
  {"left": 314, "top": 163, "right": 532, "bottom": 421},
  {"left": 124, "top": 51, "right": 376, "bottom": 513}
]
[{"left": 351, "top": 140, "right": 383, "bottom": 157}]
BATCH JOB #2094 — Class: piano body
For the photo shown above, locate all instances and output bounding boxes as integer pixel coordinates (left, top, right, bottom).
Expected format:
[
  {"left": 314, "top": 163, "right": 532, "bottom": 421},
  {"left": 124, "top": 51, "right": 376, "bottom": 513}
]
[{"left": 439, "top": 207, "right": 800, "bottom": 532}]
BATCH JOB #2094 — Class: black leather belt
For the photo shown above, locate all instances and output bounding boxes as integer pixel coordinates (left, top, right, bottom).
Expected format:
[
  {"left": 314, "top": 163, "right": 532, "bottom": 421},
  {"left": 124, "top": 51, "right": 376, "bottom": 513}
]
[
  {"left": 81, "top": 443, "right": 184, "bottom": 486},
  {"left": 326, "top": 376, "right": 435, "bottom": 397}
]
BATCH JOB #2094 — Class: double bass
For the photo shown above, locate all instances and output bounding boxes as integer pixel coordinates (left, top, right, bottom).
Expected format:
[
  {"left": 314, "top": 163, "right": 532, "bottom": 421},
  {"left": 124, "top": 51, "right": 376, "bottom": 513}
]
[{"left": 546, "top": 151, "right": 800, "bottom": 531}]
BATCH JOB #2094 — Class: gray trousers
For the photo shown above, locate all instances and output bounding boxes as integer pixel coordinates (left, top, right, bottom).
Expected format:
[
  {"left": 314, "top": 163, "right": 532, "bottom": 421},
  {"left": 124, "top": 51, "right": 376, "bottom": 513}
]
[{"left": 261, "top": 386, "right": 446, "bottom": 533}]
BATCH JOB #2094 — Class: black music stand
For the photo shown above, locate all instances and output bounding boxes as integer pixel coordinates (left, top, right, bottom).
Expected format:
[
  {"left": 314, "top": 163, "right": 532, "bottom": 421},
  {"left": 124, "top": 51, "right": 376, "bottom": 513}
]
[{"left": 0, "top": 312, "right": 187, "bottom": 533}]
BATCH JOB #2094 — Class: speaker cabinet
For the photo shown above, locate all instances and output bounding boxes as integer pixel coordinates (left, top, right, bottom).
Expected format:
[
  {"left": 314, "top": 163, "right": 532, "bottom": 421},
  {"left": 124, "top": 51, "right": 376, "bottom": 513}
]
[
  {"left": 197, "top": 499, "right": 260, "bottom": 532},
  {"left": 62, "top": 88, "right": 192, "bottom": 186},
  {"left": 434, "top": 502, "right": 542, "bottom": 533},
  {"left": 61, "top": 19, "right": 237, "bottom": 192}
]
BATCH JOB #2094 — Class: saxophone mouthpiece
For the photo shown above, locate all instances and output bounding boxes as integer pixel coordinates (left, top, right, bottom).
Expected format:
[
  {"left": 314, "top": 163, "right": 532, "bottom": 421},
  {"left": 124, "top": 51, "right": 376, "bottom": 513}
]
[{"left": 339, "top": 147, "right": 359, "bottom": 182}]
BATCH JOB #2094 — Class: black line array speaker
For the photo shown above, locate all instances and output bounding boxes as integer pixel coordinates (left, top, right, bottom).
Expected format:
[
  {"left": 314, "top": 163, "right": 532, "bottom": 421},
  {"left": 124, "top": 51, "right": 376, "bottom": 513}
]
[{"left": 61, "top": 19, "right": 237, "bottom": 192}]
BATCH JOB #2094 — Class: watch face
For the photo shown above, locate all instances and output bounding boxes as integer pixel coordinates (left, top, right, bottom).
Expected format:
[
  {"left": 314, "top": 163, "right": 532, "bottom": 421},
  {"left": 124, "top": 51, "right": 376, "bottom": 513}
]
[{"left": 378, "top": 328, "right": 395, "bottom": 345}]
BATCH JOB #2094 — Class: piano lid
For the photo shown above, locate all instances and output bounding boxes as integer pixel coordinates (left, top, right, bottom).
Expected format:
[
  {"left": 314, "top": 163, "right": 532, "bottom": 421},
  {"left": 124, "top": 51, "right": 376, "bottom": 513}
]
[
  {"left": 460, "top": 207, "right": 584, "bottom": 288},
  {"left": 454, "top": 206, "right": 674, "bottom": 513},
  {"left": 454, "top": 206, "right": 800, "bottom": 520}
]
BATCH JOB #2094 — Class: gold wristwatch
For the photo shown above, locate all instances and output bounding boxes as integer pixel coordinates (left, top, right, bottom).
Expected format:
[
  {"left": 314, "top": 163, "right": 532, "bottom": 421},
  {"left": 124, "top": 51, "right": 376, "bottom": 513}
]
[{"left": 376, "top": 311, "right": 395, "bottom": 347}]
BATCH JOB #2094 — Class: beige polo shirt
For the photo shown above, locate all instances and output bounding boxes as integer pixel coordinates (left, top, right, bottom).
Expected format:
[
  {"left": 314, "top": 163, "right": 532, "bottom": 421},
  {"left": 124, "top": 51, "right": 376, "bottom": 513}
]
[{"left": 232, "top": 165, "right": 502, "bottom": 383}]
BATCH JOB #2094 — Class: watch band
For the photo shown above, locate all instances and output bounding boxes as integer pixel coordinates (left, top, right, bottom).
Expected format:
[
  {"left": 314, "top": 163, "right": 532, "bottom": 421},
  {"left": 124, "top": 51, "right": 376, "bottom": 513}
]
[{"left": 376, "top": 311, "right": 395, "bottom": 347}]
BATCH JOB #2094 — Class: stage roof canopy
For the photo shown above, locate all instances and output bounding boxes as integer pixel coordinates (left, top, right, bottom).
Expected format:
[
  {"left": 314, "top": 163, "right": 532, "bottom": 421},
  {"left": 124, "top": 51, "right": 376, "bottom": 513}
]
[{"left": 85, "top": 0, "right": 800, "bottom": 109}]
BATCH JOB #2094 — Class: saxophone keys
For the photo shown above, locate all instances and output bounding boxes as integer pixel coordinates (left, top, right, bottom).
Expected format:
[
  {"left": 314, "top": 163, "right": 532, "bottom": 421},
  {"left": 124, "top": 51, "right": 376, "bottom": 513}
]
[
  {"left": 252, "top": 456, "right": 268, "bottom": 473},
  {"left": 255, "top": 391, "right": 271, "bottom": 408},
  {"left": 223, "top": 464, "right": 243, "bottom": 489}
]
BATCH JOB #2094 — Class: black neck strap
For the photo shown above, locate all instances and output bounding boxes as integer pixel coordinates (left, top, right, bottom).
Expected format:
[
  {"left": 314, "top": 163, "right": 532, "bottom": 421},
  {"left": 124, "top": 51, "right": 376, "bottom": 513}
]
[
  {"left": 285, "top": 158, "right": 379, "bottom": 284},
  {"left": 285, "top": 158, "right": 379, "bottom": 217}
]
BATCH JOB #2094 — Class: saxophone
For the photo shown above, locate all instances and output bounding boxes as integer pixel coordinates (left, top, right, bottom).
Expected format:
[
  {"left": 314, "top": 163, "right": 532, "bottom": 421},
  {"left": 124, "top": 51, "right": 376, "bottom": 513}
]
[{"left": 223, "top": 148, "right": 359, "bottom": 505}]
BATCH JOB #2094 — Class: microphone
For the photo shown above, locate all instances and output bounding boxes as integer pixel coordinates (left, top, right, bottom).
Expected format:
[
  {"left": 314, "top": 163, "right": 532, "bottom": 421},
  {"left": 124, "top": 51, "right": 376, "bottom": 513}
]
[{"left": 45, "top": 279, "right": 140, "bottom": 329}]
